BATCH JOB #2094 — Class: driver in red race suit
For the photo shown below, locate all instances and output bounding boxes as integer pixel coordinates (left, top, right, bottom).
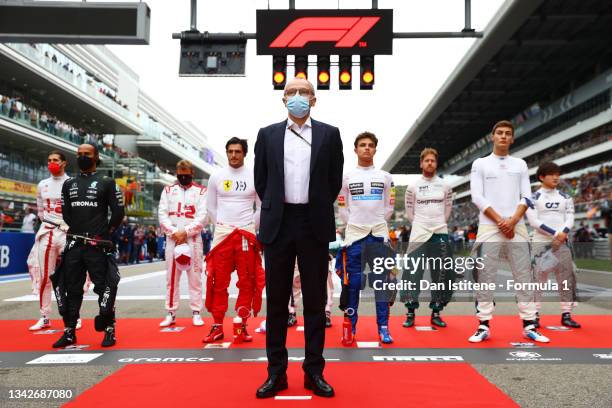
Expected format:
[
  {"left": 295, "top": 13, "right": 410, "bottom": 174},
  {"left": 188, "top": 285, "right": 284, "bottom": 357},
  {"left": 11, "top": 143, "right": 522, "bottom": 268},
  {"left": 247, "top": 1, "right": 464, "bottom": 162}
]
[{"left": 203, "top": 138, "right": 264, "bottom": 343}]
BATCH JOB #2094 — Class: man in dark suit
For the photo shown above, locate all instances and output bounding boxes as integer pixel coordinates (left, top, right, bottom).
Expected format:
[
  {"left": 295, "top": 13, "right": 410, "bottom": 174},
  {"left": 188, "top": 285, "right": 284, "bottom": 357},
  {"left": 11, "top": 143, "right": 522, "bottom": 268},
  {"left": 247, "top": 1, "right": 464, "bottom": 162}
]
[{"left": 254, "top": 77, "right": 343, "bottom": 398}]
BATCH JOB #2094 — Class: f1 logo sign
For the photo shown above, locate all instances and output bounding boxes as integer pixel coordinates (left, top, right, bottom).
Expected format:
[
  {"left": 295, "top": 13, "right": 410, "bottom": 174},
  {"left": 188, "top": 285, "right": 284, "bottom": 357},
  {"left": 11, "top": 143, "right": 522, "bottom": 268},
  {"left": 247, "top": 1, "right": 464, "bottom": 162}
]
[
  {"left": 270, "top": 17, "right": 380, "bottom": 48},
  {"left": 257, "top": 9, "right": 393, "bottom": 56}
]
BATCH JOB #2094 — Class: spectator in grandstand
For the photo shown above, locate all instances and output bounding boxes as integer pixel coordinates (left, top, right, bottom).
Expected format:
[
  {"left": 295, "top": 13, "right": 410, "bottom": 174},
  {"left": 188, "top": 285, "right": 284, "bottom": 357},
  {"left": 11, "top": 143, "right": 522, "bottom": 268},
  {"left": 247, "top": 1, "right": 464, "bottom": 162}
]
[
  {"left": 21, "top": 207, "right": 37, "bottom": 233},
  {"left": 146, "top": 225, "right": 157, "bottom": 262},
  {"left": 574, "top": 222, "right": 594, "bottom": 258},
  {"left": 116, "top": 218, "right": 132, "bottom": 264},
  {"left": 132, "top": 225, "right": 145, "bottom": 264},
  {"left": 39, "top": 111, "right": 48, "bottom": 131}
]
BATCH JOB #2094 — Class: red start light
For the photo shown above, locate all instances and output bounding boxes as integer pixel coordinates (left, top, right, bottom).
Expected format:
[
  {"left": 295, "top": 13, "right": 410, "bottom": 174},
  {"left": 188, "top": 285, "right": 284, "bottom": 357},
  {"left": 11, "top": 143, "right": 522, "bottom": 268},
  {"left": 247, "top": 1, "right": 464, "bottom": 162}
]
[
  {"left": 296, "top": 71, "right": 307, "bottom": 79},
  {"left": 362, "top": 71, "right": 374, "bottom": 84}
]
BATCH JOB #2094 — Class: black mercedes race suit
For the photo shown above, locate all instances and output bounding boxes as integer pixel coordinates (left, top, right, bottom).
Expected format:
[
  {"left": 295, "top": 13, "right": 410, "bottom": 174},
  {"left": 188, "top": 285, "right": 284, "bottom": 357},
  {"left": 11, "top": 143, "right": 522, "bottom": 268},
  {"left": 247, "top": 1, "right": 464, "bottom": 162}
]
[{"left": 54, "top": 171, "right": 124, "bottom": 329}]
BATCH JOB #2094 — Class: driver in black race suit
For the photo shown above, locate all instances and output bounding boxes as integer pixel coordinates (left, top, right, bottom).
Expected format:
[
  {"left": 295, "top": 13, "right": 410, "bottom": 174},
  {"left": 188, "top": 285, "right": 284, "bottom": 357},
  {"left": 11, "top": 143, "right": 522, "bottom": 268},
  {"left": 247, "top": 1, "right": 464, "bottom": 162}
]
[{"left": 51, "top": 143, "right": 124, "bottom": 348}]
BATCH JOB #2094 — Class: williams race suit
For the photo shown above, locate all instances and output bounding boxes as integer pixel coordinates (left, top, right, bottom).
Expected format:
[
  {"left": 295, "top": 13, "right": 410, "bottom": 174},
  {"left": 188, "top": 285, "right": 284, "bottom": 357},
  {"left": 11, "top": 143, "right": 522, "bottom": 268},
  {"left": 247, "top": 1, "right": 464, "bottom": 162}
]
[{"left": 470, "top": 153, "right": 537, "bottom": 321}]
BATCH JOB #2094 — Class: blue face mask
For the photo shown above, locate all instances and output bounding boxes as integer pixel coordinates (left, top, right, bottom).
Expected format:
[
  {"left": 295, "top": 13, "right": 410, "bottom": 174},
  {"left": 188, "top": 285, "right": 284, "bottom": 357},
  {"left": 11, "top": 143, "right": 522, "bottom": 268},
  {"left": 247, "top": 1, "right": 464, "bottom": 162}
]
[{"left": 286, "top": 94, "right": 311, "bottom": 118}]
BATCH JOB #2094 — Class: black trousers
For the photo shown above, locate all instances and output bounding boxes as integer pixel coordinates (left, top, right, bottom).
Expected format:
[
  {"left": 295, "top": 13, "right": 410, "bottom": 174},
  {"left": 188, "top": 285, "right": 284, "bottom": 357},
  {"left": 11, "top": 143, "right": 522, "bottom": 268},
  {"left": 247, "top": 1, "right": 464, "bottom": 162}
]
[
  {"left": 264, "top": 204, "right": 329, "bottom": 376},
  {"left": 62, "top": 245, "right": 117, "bottom": 328}
]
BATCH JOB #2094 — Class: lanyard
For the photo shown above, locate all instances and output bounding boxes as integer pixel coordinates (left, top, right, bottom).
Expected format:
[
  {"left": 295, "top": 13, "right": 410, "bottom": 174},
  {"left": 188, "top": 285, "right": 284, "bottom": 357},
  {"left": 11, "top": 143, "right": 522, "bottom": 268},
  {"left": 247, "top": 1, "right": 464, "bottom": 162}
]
[{"left": 289, "top": 127, "right": 311, "bottom": 146}]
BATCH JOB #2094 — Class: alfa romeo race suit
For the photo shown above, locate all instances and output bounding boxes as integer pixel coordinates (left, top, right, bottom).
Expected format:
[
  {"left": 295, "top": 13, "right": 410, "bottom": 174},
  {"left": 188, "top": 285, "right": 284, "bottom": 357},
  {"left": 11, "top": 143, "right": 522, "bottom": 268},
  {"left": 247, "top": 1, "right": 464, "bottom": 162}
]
[{"left": 158, "top": 182, "right": 207, "bottom": 313}]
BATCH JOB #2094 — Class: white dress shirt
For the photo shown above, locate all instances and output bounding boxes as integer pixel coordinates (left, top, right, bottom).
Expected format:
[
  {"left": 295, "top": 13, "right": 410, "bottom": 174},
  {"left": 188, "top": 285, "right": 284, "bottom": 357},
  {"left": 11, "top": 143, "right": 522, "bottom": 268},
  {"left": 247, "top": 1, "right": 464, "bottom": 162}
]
[{"left": 284, "top": 117, "right": 312, "bottom": 204}]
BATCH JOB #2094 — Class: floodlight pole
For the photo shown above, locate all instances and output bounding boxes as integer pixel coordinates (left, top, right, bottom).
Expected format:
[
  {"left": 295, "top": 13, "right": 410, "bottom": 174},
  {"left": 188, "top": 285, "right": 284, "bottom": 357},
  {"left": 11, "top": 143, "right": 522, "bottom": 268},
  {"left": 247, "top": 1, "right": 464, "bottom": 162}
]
[{"left": 190, "top": 0, "right": 197, "bottom": 31}]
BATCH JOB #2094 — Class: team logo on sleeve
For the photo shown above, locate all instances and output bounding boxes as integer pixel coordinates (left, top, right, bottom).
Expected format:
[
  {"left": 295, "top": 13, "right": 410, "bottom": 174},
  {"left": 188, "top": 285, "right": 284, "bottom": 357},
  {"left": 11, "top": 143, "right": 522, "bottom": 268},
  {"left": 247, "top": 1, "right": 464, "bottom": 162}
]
[
  {"left": 223, "top": 180, "right": 233, "bottom": 192},
  {"left": 337, "top": 195, "right": 346, "bottom": 208}
]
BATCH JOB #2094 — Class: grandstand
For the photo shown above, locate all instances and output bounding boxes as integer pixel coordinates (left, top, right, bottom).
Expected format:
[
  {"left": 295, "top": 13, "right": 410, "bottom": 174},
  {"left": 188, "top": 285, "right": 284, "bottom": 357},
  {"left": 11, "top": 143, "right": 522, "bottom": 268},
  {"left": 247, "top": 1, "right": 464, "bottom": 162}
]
[
  {"left": 0, "top": 42, "right": 224, "bottom": 229},
  {"left": 383, "top": 0, "right": 612, "bottom": 259}
]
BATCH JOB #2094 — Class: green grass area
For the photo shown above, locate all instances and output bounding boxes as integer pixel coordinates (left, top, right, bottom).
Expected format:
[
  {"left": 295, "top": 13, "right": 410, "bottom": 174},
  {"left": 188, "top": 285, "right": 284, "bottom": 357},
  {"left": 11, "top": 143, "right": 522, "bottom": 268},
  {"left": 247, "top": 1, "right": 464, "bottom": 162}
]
[{"left": 574, "top": 258, "right": 612, "bottom": 272}]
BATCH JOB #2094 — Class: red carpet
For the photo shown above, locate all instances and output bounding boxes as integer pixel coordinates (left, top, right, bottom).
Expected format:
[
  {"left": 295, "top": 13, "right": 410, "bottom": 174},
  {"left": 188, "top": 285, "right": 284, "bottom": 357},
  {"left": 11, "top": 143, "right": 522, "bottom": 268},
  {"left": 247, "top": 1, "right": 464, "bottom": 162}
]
[
  {"left": 3, "top": 315, "right": 610, "bottom": 351},
  {"left": 66, "top": 362, "right": 518, "bottom": 407}
]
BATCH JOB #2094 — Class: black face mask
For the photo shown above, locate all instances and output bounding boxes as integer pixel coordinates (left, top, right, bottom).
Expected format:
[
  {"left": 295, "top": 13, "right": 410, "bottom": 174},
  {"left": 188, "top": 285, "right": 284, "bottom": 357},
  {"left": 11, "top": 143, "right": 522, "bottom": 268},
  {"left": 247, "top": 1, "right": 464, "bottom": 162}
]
[
  {"left": 177, "top": 174, "right": 193, "bottom": 186},
  {"left": 77, "top": 155, "right": 94, "bottom": 171}
]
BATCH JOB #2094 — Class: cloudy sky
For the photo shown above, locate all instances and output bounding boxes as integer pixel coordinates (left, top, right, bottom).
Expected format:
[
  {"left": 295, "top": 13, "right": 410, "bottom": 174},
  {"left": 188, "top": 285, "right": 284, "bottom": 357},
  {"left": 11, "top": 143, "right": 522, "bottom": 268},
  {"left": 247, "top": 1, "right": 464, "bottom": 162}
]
[{"left": 104, "top": 0, "right": 504, "bottom": 182}]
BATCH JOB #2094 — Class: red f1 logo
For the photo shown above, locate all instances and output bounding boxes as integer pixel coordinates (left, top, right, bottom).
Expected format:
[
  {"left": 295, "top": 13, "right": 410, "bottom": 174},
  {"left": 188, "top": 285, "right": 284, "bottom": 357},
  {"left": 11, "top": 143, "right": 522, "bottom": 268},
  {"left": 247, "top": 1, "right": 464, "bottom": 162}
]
[{"left": 270, "top": 17, "right": 380, "bottom": 48}]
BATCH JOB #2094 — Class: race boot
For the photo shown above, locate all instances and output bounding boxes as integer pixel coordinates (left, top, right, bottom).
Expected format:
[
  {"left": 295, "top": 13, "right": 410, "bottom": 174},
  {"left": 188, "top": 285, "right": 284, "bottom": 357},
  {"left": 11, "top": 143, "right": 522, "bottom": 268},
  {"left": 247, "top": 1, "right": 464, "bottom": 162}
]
[
  {"left": 203, "top": 324, "right": 224, "bottom": 343},
  {"left": 242, "top": 323, "right": 253, "bottom": 342},
  {"left": 52, "top": 328, "right": 76, "bottom": 348},
  {"left": 402, "top": 312, "right": 415, "bottom": 328},
  {"left": 325, "top": 311, "right": 332, "bottom": 328},
  {"left": 534, "top": 312, "right": 540, "bottom": 329},
  {"left": 159, "top": 312, "right": 176, "bottom": 327},
  {"left": 341, "top": 315, "right": 354, "bottom": 346},
  {"left": 523, "top": 322, "right": 550, "bottom": 343},
  {"left": 468, "top": 323, "right": 490, "bottom": 343},
  {"left": 101, "top": 326, "right": 116, "bottom": 347},
  {"left": 29, "top": 316, "right": 50, "bottom": 331},
  {"left": 378, "top": 326, "right": 393, "bottom": 344},
  {"left": 192, "top": 311, "right": 204, "bottom": 327},
  {"left": 561, "top": 312, "right": 581, "bottom": 328},
  {"left": 76, "top": 318, "right": 82, "bottom": 330},
  {"left": 287, "top": 312, "right": 297, "bottom": 327},
  {"left": 431, "top": 312, "right": 447, "bottom": 328}
]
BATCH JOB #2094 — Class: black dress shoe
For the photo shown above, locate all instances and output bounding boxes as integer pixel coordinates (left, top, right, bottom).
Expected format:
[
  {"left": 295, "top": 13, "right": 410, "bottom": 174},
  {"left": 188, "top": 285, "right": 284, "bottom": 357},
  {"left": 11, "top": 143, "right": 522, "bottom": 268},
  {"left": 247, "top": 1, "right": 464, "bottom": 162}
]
[
  {"left": 304, "top": 374, "right": 334, "bottom": 397},
  {"left": 255, "top": 374, "right": 288, "bottom": 399}
]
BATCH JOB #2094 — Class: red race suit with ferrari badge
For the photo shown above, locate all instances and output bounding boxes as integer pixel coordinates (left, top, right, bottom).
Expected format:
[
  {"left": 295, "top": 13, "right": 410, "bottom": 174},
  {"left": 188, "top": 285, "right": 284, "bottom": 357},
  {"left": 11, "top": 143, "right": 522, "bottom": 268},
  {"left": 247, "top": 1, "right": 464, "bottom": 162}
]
[{"left": 205, "top": 165, "right": 264, "bottom": 323}]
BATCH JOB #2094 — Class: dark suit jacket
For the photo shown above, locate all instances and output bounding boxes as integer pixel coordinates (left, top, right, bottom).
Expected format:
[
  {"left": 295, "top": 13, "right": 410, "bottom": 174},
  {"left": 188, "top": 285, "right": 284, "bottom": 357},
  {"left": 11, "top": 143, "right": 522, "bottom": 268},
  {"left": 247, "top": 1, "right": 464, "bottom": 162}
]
[{"left": 254, "top": 118, "right": 344, "bottom": 245}]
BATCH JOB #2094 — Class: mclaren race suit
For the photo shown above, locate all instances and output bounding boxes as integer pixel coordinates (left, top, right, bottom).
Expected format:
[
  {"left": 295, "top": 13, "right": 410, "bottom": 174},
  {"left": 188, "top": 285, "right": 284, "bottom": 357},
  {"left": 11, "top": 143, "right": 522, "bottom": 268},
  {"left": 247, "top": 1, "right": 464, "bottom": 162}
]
[
  {"left": 335, "top": 165, "right": 396, "bottom": 329},
  {"left": 52, "top": 172, "right": 124, "bottom": 329},
  {"left": 204, "top": 165, "right": 265, "bottom": 322},
  {"left": 527, "top": 187, "right": 577, "bottom": 313},
  {"left": 158, "top": 182, "right": 207, "bottom": 313}
]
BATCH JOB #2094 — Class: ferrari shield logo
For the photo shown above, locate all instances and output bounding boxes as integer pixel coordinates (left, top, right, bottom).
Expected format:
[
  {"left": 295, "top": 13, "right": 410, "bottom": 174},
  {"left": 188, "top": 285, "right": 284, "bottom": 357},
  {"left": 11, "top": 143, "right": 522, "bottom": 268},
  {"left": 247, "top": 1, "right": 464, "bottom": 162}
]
[{"left": 223, "top": 180, "right": 232, "bottom": 192}]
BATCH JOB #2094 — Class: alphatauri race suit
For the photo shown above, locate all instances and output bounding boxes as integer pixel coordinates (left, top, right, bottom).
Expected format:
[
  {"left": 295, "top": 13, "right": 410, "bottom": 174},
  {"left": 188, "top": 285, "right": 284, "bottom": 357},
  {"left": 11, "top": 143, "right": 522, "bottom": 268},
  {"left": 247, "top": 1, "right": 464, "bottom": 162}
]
[
  {"left": 527, "top": 187, "right": 577, "bottom": 313},
  {"left": 335, "top": 165, "right": 395, "bottom": 329},
  {"left": 204, "top": 165, "right": 265, "bottom": 322},
  {"left": 470, "top": 153, "right": 536, "bottom": 321},
  {"left": 401, "top": 175, "right": 455, "bottom": 311},
  {"left": 52, "top": 172, "right": 124, "bottom": 329},
  {"left": 158, "top": 182, "right": 207, "bottom": 313}
]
